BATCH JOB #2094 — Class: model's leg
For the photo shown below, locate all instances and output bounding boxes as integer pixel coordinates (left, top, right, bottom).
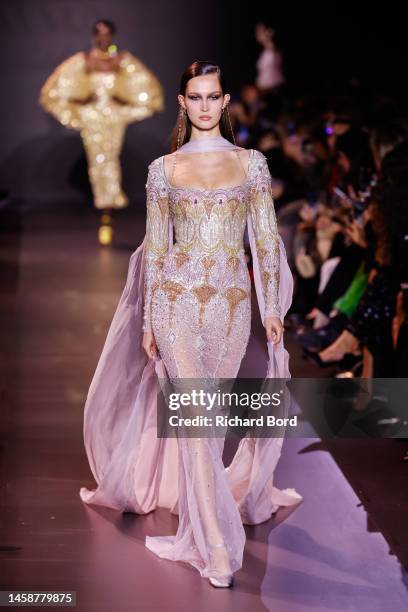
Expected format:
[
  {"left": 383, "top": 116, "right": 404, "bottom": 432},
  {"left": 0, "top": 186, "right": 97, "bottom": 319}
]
[
  {"left": 196, "top": 292, "right": 251, "bottom": 578},
  {"left": 81, "top": 123, "right": 128, "bottom": 244},
  {"left": 202, "top": 292, "right": 251, "bottom": 379},
  {"left": 221, "top": 294, "right": 303, "bottom": 524},
  {"left": 148, "top": 289, "right": 248, "bottom": 579},
  {"left": 81, "top": 123, "right": 128, "bottom": 209}
]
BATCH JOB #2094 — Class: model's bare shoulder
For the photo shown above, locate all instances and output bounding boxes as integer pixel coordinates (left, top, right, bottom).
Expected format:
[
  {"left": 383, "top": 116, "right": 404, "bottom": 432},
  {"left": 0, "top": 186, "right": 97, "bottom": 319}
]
[
  {"left": 234, "top": 147, "right": 251, "bottom": 176},
  {"left": 236, "top": 147, "right": 251, "bottom": 164}
]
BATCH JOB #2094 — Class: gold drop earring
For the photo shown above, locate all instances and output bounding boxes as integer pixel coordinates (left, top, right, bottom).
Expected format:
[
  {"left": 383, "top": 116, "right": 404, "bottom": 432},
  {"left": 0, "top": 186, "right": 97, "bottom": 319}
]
[
  {"left": 177, "top": 106, "right": 185, "bottom": 150},
  {"left": 222, "top": 104, "right": 236, "bottom": 146}
]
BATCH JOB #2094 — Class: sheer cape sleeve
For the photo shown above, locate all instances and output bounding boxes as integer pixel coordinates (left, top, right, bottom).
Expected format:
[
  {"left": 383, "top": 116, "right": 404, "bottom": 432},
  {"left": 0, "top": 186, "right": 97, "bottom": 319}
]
[
  {"left": 142, "top": 157, "right": 171, "bottom": 332},
  {"left": 246, "top": 149, "right": 294, "bottom": 377},
  {"left": 39, "top": 52, "right": 89, "bottom": 131},
  {"left": 113, "top": 51, "right": 165, "bottom": 124},
  {"left": 248, "top": 149, "right": 281, "bottom": 320},
  {"left": 39, "top": 50, "right": 164, "bottom": 131}
]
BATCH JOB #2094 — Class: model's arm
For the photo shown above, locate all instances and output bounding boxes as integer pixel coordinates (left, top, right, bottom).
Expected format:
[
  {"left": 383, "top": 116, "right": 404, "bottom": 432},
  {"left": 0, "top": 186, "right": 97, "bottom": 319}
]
[
  {"left": 142, "top": 159, "right": 170, "bottom": 333},
  {"left": 249, "top": 150, "right": 281, "bottom": 320},
  {"left": 39, "top": 53, "right": 89, "bottom": 131},
  {"left": 114, "top": 52, "right": 165, "bottom": 124}
]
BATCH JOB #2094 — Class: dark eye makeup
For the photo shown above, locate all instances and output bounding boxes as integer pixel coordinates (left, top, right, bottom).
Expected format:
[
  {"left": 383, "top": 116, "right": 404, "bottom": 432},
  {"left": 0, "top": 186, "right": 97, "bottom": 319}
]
[{"left": 187, "top": 95, "right": 221, "bottom": 100}]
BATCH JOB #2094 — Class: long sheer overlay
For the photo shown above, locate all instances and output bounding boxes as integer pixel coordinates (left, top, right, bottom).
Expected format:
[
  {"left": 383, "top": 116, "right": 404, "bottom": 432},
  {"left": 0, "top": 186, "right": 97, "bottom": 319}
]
[{"left": 79, "top": 136, "right": 303, "bottom": 579}]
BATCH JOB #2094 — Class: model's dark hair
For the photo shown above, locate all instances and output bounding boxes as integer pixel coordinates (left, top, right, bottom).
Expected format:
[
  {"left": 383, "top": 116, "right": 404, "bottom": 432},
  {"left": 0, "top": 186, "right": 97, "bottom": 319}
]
[
  {"left": 169, "top": 61, "right": 234, "bottom": 152},
  {"left": 92, "top": 19, "right": 116, "bottom": 36}
]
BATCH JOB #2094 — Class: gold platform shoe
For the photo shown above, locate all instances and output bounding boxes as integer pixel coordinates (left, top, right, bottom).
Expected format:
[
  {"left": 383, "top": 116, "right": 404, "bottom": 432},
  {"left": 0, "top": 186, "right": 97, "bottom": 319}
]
[{"left": 98, "top": 210, "right": 114, "bottom": 246}]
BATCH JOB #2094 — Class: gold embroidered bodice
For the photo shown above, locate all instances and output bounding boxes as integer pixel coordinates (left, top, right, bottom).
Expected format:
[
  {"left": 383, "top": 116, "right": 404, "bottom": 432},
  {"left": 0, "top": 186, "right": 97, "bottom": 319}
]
[{"left": 142, "top": 148, "right": 281, "bottom": 333}]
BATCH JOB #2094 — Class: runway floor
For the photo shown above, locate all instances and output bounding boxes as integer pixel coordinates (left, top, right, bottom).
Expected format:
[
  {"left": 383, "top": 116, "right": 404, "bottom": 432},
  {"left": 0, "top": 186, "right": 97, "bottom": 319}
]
[{"left": 1, "top": 204, "right": 408, "bottom": 611}]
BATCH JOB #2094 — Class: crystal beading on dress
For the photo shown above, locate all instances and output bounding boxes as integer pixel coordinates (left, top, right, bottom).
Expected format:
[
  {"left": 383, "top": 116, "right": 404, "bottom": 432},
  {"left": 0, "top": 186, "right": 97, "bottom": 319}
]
[
  {"left": 142, "top": 148, "right": 282, "bottom": 347},
  {"left": 139, "top": 141, "right": 287, "bottom": 581},
  {"left": 78, "top": 133, "right": 303, "bottom": 586}
]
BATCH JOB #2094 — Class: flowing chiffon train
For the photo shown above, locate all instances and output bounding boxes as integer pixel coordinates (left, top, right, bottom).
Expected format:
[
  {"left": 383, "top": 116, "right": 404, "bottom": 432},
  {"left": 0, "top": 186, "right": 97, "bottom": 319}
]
[
  {"left": 79, "top": 139, "right": 303, "bottom": 578},
  {"left": 79, "top": 215, "right": 302, "bottom": 578}
]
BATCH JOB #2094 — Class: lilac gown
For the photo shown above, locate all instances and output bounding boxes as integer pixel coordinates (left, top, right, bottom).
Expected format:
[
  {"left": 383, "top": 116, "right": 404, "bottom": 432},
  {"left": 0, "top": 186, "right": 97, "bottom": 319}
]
[{"left": 79, "top": 136, "right": 303, "bottom": 581}]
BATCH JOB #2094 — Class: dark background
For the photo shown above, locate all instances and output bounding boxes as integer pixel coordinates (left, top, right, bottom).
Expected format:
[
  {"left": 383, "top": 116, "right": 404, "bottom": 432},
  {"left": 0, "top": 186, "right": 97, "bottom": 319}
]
[{"left": 0, "top": 0, "right": 405, "bottom": 206}]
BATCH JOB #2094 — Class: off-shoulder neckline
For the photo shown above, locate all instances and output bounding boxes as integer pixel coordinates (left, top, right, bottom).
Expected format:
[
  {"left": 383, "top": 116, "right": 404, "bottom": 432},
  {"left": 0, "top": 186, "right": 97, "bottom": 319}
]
[{"left": 160, "top": 148, "right": 255, "bottom": 193}]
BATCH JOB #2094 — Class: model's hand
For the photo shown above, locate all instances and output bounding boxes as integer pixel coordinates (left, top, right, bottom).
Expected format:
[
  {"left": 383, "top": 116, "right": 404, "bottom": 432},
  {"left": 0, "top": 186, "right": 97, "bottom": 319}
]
[
  {"left": 265, "top": 315, "right": 283, "bottom": 344},
  {"left": 142, "top": 331, "right": 158, "bottom": 359}
]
